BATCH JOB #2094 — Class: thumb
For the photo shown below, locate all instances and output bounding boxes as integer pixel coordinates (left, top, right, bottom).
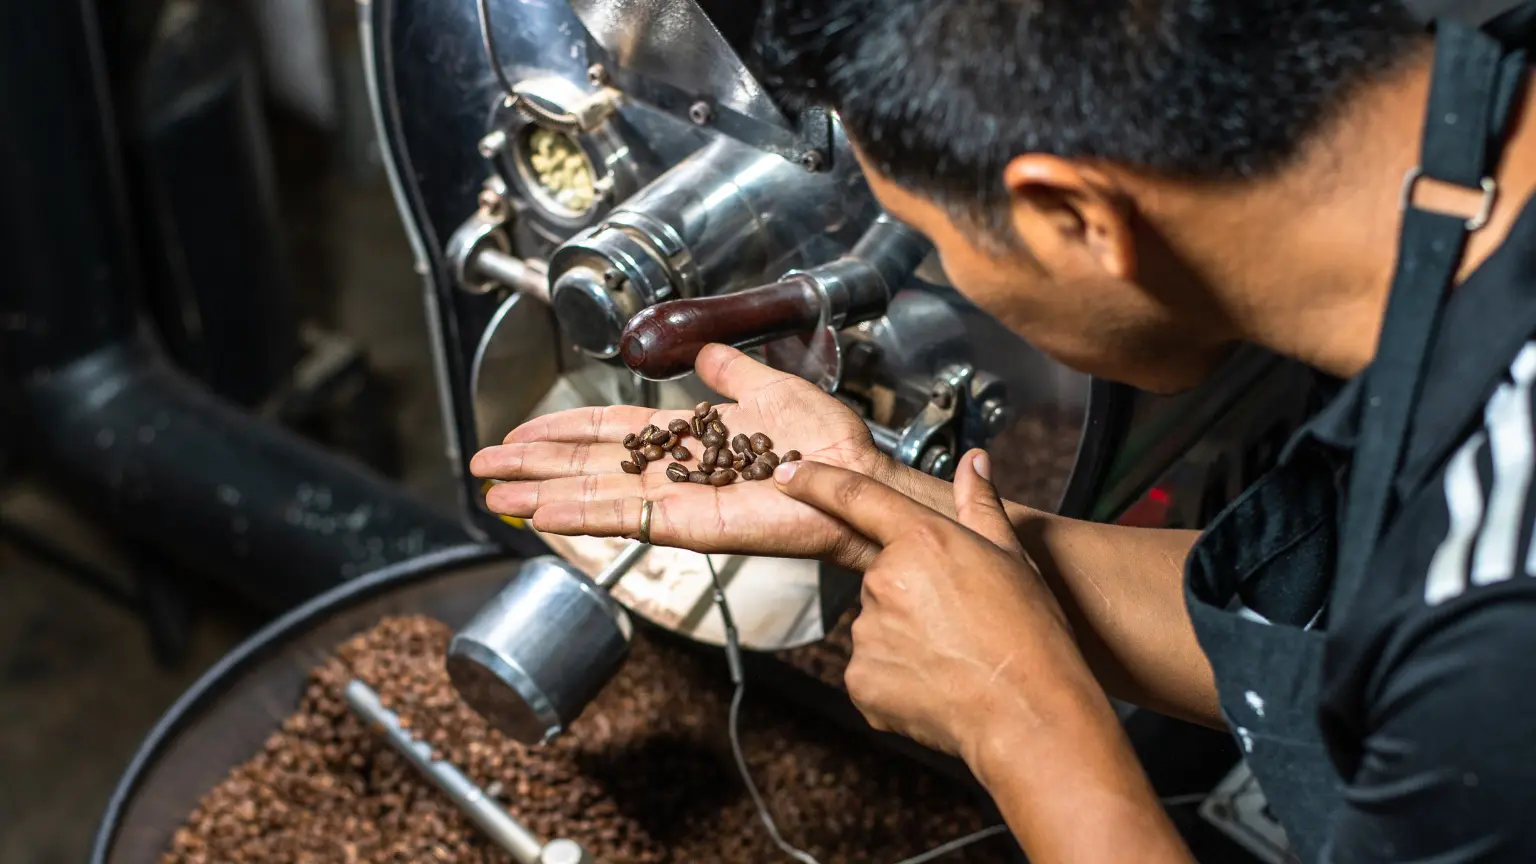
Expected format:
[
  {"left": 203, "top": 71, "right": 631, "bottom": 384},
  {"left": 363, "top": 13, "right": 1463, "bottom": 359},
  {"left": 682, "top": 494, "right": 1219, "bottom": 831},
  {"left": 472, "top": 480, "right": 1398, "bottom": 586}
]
[
  {"left": 953, "top": 449, "right": 1025, "bottom": 558},
  {"left": 695, "top": 344, "right": 799, "bottom": 402}
]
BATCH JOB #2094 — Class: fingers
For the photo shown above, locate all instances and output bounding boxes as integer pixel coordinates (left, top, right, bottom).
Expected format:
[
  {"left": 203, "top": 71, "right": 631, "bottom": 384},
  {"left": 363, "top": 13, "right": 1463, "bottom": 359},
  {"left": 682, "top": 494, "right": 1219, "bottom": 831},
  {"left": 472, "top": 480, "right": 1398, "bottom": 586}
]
[
  {"left": 695, "top": 344, "right": 800, "bottom": 403},
  {"left": 773, "top": 459, "right": 939, "bottom": 548},
  {"left": 470, "top": 441, "right": 633, "bottom": 480},
  {"left": 530, "top": 495, "right": 670, "bottom": 543},
  {"left": 502, "top": 404, "right": 690, "bottom": 445},
  {"left": 952, "top": 449, "right": 1025, "bottom": 558},
  {"left": 485, "top": 470, "right": 680, "bottom": 517}
]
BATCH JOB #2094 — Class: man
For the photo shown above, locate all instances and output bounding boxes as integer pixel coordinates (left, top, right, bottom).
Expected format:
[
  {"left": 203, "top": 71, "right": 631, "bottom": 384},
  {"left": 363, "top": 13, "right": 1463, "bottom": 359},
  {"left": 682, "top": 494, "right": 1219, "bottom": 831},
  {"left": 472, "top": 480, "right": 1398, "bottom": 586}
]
[{"left": 471, "top": 1, "right": 1536, "bottom": 860}]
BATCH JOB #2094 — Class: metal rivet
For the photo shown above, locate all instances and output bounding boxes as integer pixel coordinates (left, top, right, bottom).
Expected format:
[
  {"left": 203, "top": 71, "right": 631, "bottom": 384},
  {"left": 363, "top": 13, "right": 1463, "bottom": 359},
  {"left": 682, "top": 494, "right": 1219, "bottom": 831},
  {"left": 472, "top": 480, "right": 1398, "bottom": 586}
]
[
  {"left": 478, "top": 129, "right": 508, "bottom": 158},
  {"left": 798, "top": 149, "right": 825, "bottom": 172},
  {"left": 688, "top": 101, "right": 713, "bottom": 125}
]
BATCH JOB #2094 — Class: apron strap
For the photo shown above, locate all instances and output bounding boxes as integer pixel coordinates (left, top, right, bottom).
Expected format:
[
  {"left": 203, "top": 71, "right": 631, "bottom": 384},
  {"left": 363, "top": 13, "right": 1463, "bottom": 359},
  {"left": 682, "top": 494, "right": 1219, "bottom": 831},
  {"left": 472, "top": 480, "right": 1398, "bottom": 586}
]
[{"left": 1332, "top": 19, "right": 1527, "bottom": 622}]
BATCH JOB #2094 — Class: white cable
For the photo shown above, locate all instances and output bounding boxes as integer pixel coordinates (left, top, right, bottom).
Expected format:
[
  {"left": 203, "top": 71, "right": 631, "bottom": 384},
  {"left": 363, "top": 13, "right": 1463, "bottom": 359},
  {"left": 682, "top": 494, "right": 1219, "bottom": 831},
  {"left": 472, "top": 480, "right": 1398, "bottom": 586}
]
[
  {"left": 705, "top": 555, "right": 1008, "bottom": 864},
  {"left": 890, "top": 826, "right": 1011, "bottom": 864}
]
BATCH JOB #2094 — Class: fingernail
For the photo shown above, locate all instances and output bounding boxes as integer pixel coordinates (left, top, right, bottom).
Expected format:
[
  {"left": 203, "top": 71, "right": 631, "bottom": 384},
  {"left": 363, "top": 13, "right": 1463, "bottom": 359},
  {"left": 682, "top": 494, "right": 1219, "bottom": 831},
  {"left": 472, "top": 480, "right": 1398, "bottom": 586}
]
[
  {"left": 972, "top": 450, "right": 991, "bottom": 481},
  {"left": 774, "top": 461, "right": 799, "bottom": 483}
]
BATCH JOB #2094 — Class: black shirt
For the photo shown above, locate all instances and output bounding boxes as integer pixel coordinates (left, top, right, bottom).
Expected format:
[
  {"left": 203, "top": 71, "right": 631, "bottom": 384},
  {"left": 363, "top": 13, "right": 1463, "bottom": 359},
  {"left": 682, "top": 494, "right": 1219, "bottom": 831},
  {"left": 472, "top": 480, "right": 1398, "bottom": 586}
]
[{"left": 1309, "top": 187, "right": 1536, "bottom": 861}]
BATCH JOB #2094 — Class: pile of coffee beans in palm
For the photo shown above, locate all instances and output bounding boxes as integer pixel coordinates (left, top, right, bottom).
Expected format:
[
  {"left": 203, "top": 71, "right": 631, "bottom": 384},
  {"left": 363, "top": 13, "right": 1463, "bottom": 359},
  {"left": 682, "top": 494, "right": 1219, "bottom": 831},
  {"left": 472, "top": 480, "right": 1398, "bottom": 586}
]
[
  {"left": 165, "top": 617, "right": 1007, "bottom": 863},
  {"left": 621, "top": 401, "right": 800, "bottom": 487}
]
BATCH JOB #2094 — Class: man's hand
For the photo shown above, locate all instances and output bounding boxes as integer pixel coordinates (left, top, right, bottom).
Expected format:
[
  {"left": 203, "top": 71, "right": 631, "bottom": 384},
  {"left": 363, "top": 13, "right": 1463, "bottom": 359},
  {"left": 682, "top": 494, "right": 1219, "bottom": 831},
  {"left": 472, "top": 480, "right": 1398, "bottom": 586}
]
[
  {"left": 470, "top": 344, "right": 896, "bottom": 570},
  {"left": 775, "top": 450, "right": 1194, "bottom": 863},
  {"left": 772, "top": 448, "right": 1096, "bottom": 762}
]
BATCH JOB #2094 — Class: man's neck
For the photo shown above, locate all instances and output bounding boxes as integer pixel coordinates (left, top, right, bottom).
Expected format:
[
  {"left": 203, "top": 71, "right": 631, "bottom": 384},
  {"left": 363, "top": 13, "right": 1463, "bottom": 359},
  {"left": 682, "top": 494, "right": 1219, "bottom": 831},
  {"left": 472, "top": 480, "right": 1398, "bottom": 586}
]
[{"left": 1152, "top": 48, "right": 1536, "bottom": 380}]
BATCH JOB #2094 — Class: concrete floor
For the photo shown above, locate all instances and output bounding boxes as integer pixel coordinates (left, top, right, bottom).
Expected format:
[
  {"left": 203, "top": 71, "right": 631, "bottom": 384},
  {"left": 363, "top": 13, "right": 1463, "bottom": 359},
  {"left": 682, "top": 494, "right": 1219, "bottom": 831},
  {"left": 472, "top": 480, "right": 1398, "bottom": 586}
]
[{"left": 0, "top": 140, "right": 444, "bottom": 860}]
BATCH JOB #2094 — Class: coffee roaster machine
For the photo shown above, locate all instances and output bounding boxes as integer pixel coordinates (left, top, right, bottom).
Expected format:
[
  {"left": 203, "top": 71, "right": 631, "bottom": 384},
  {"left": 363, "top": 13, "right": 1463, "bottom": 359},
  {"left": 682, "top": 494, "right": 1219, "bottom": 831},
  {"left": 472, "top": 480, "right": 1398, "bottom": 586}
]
[
  {"left": 77, "top": 0, "right": 1318, "bottom": 861},
  {"left": 354, "top": 0, "right": 1317, "bottom": 858}
]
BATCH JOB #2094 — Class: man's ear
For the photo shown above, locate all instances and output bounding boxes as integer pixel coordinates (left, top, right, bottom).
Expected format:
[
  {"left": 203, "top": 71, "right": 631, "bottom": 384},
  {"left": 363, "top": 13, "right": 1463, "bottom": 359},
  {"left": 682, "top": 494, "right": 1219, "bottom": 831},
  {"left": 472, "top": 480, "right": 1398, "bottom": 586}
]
[{"left": 1003, "top": 154, "right": 1137, "bottom": 280}]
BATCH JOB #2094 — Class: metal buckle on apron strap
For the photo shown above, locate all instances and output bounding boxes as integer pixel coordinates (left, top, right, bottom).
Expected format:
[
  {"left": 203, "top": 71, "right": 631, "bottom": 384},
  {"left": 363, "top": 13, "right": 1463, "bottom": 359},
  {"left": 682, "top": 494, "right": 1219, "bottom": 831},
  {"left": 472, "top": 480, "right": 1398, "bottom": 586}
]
[{"left": 1399, "top": 167, "right": 1499, "bottom": 231}]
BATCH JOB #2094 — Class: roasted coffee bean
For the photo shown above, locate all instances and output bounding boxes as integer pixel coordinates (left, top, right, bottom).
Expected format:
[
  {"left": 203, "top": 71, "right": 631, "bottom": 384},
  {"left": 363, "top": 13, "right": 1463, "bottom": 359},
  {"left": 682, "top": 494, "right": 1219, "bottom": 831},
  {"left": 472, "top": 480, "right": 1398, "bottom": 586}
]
[
  {"left": 168, "top": 615, "right": 995, "bottom": 864},
  {"left": 708, "top": 420, "right": 728, "bottom": 437},
  {"left": 732, "top": 453, "right": 746, "bottom": 470},
  {"left": 620, "top": 461, "right": 642, "bottom": 475},
  {"left": 668, "top": 418, "right": 691, "bottom": 437},
  {"left": 631, "top": 449, "right": 648, "bottom": 469},
  {"left": 670, "top": 445, "right": 691, "bottom": 461},
  {"left": 742, "top": 462, "right": 771, "bottom": 481},
  {"left": 622, "top": 433, "right": 641, "bottom": 450},
  {"left": 702, "top": 445, "right": 721, "bottom": 470},
  {"left": 731, "top": 434, "right": 751, "bottom": 454},
  {"left": 641, "top": 444, "right": 665, "bottom": 462},
  {"left": 709, "top": 468, "right": 737, "bottom": 487},
  {"left": 740, "top": 449, "right": 756, "bottom": 465},
  {"left": 701, "top": 431, "right": 724, "bottom": 448},
  {"left": 666, "top": 463, "right": 690, "bottom": 483},
  {"left": 757, "top": 450, "right": 780, "bottom": 470},
  {"left": 640, "top": 424, "right": 660, "bottom": 440},
  {"left": 782, "top": 450, "right": 802, "bottom": 463},
  {"left": 660, "top": 433, "right": 679, "bottom": 450},
  {"left": 750, "top": 432, "right": 772, "bottom": 454},
  {"left": 644, "top": 428, "right": 667, "bottom": 446},
  {"left": 693, "top": 401, "right": 712, "bottom": 418},
  {"left": 688, "top": 470, "right": 711, "bottom": 484},
  {"left": 692, "top": 417, "right": 707, "bottom": 438},
  {"left": 704, "top": 408, "right": 720, "bottom": 425}
]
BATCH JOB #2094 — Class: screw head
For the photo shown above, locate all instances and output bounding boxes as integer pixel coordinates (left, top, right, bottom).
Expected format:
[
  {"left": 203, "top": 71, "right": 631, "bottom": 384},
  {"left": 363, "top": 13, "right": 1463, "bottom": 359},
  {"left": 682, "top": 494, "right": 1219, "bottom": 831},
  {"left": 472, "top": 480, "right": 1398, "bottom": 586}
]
[
  {"left": 929, "top": 381, "right": 956, "bottom": 411},
  {"left": 688, "top": 101, "right": 713, "bottom": 125},
  {"left": 477, "top": 187, "right": 504, "bottom": 216},
  {"left": 980, "top": 398, "right": 1008, "bottom": 435},
  {"left": 477, "top": 129, "right": 508, "bottom": 158},
  {"left": 920, "top": 446, "right": 954, "bottom": 479},
  {"left": 601, "top": 269, "right": 622, "bottom": 288},
  {"left": 798, "top": 149, "right": 825, "bottom": 172},
  {"left": 586, "top": 64, "right": 608, "bottom": 86}
]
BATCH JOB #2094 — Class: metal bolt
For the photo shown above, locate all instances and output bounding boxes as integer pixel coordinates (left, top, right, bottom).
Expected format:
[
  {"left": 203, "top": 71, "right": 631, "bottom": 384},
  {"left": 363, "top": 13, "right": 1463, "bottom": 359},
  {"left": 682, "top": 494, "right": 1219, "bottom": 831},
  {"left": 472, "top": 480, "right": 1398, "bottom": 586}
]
[
  {"left": 798, "top": 149, "right": 825, "bottom": 172},
  {"left": 980, "top": 398, "right": 1008, "bottom": 435},
  {"left": 929, "top": 381, "right": 955, "bottom": 411},
  {"left": 688, "top": 101, "right": 713, "bottom": 125},
  {"left": 478, "top": 129, "right": 508, "bottom": 159},
  {"left": 920, "top": 447, "right": 954, "bottom": 479},
  {"left": 586, "top": 64, "right": 608, "bottom": 86}
]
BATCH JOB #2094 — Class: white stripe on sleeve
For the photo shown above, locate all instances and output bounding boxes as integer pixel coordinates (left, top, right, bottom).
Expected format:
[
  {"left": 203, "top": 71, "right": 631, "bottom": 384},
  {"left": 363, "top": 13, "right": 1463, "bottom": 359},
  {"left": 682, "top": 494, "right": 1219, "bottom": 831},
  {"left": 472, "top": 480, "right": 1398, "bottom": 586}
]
[
  {"left": 1472, "top": 344, "right": 1536, "bottom": 585},
  {"left": 1425, "top": 432, "right": 1489, "bottom": 606}
]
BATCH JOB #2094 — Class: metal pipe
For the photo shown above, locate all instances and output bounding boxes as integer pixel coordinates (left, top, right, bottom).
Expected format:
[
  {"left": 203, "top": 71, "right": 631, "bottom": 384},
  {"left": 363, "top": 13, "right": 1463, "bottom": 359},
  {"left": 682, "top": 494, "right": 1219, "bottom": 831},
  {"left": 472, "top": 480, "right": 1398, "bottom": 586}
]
[
  {"left": 1, "top": 0, "right": 479, "bottom": 613},
  {"left": 476, "top": 250, "right": 550, "bottom": 302},
  {"left": 594, "top": 540, "right": 649, "bottom": 589},
  {"left": 345, "top": 679, "right": 547, "bottom": 863}
]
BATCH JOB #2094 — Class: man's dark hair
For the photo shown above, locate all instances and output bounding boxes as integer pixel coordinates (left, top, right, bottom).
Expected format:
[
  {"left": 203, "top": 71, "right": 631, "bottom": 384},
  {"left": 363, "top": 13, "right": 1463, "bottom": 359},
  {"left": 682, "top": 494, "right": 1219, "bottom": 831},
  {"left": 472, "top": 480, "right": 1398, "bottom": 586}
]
[{"left": 755, "top": 0, "right": 1422, "bottom": 236}]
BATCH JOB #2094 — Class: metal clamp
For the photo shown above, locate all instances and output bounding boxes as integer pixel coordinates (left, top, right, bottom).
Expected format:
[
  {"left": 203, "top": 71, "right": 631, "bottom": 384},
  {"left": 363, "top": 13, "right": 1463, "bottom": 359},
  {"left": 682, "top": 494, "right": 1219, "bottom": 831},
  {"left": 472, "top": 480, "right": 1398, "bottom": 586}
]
[
  {"left": 889, "top": 364, "right": 1007, "bottom": 479},
  {"left": 447, "top": 178, "right": 550, "bottom": 299},
  {"left": 1399, "top": 167, "right": 1498, "bottom": 231}
]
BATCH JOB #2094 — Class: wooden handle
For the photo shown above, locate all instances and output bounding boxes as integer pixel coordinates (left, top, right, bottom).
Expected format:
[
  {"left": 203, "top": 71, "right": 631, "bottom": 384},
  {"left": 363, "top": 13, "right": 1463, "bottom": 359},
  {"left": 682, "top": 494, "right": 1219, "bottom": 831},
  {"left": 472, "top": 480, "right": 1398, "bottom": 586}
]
[{"left": 619, "top": 277, "right": 823, "bottom": 379}]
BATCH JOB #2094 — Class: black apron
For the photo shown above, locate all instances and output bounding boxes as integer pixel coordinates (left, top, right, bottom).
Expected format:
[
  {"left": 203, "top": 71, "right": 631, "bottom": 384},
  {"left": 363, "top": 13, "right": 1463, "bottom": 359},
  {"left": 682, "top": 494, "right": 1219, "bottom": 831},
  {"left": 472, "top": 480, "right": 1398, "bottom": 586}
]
[{"left": 1184, "top": 10, "right": 1534, "bottom": 862}]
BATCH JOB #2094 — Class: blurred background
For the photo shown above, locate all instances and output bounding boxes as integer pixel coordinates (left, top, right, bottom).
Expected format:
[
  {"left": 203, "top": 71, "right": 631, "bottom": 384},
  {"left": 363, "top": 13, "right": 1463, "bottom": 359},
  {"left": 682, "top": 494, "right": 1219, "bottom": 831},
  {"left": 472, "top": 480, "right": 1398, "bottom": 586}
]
[
  {"left": 0, "top": 0, "right": 1507, "bottom": 861},
  {"left": 1, "top": 1, "right": 452, "bottom": 859}
]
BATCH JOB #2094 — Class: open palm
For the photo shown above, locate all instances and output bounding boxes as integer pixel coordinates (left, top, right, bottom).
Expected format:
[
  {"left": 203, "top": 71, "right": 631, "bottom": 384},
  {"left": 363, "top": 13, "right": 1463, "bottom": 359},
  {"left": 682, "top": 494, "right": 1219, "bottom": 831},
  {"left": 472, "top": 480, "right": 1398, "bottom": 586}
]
[{"left": 471, "top": 344, "right": 890, "bottom": 569}]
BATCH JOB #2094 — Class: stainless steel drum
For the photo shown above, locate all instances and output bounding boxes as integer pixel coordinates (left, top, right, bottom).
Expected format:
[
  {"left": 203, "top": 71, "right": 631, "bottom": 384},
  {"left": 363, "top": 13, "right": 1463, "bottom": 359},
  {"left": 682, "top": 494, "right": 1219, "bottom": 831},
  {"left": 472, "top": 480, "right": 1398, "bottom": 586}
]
[{"left": 359, "top": 0, "right": 1107, "bottom": 652}]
